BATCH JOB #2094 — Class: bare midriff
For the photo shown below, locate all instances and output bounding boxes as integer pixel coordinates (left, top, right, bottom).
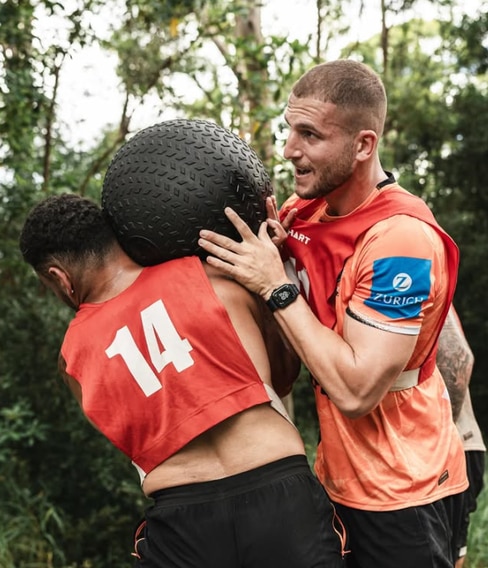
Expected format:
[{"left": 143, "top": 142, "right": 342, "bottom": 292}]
[{"left": 142, "top": 403, "right": 306, "bottom": 496}]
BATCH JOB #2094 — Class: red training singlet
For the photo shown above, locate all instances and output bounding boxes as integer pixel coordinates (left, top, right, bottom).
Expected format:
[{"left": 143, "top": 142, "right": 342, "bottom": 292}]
[{"left": 61, "top": 256, "right": 271, "bottom": 478}]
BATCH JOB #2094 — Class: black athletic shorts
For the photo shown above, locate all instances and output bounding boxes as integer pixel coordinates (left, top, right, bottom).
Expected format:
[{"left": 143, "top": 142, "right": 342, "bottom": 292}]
[
  {"left": 455, "top": 450, "right": 486, "bottom": 559},
  {"left": 132, "top": 455, "right": 345, "bottom": 568},
  {"left": 334, "top": 492, "right": 465, "bottom": 568}
]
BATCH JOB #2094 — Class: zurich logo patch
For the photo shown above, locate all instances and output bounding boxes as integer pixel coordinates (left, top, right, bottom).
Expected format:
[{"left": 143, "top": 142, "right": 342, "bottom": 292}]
[{"left": 364, "top": 257, "right": 432, "bottom": 319}]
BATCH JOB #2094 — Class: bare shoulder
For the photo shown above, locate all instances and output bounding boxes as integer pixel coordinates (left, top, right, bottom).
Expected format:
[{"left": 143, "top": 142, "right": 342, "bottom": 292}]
[
  {"left": 202, "top": 262, "right": 300, "bottom": 394},
  {"left": 203, "top": 262, "right": 258, "bottom": 314}
]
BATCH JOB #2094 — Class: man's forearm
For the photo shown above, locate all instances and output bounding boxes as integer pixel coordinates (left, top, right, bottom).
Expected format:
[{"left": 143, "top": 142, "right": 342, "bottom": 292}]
[{"left": 437, "top": 307, "right": 473, "bottom": 421}]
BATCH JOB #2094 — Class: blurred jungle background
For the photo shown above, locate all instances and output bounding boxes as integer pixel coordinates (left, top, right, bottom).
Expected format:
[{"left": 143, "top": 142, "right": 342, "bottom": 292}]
[{"left": 1, "top": 0, "right": 487, "bottom": 565}]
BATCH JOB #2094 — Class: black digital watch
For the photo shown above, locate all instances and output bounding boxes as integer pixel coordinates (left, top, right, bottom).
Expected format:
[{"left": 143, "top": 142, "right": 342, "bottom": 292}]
[{"left": 265, "top": 283, "right": 300, "bottom": 312}]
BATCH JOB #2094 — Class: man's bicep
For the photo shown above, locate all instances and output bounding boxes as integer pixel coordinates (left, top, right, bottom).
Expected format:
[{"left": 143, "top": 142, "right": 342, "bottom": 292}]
[{"left": 343, "top": 312, "right": 418, "bottom": 392}]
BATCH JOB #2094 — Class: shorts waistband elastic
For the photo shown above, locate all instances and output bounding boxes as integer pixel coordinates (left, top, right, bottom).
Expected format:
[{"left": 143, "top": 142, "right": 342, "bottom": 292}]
[{"left": 149, "top": 454, "right": 310, "bottom": 505}]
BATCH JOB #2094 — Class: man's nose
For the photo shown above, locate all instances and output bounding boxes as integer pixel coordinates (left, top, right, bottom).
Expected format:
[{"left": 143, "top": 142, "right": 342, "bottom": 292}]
[{"left": 283, "top": 132, "right": 301, "bottom": 160}]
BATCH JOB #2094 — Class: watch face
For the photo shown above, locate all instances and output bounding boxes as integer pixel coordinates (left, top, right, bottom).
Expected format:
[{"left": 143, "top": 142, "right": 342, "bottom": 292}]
[
  {"left": 273, "top": 284, "right": 298, "bottom": 307},
  {"left": 276, "top": 288, "right": 294, "bottom": 306},
  {"left": 266, "top": 284, "right": 299, "bottom": 312}
]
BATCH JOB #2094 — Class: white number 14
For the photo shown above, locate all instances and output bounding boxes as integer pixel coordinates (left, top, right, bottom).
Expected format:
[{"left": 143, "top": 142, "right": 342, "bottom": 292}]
[{"left": 105, "top": 300, "right": 194, "bottom": 396}]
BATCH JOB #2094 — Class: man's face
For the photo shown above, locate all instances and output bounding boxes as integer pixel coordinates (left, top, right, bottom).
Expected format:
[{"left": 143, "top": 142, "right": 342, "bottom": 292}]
[{"left": 283, "top": 95, "right": 357, "bottom": 200}]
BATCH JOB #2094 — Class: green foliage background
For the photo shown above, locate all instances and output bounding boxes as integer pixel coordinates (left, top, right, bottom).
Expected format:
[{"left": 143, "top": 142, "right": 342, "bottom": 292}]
[{"left": 1, "top": 0, "right": 487, "bottom": 565}]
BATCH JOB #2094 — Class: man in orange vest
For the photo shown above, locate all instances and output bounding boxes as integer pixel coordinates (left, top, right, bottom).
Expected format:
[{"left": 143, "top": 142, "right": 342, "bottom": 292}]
[{"left": 199, "top": 59, "right": 468, "bottom": 568}]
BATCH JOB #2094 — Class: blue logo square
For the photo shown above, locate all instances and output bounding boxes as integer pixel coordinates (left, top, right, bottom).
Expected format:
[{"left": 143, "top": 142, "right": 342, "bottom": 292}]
[{"left": 364, "top": 257, "right": 432, "bottom": 319}]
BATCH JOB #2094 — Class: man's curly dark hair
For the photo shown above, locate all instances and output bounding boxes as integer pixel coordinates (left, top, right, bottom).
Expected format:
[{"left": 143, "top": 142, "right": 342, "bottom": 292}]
[{"left": 19, "top": 193, "right": 117, "bottom": 274}]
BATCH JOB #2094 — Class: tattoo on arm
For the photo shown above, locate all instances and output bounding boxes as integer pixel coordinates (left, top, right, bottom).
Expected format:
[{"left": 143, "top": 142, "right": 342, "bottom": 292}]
[{"left": 436, "top": 307, "right": 474, "bottom": 422}]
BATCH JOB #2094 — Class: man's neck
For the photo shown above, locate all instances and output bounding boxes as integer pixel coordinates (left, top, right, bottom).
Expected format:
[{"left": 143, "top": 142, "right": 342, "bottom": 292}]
[
  {"left": 325, "top": 161, "right": 387, "bottom": 216},
  {"left": 80, "top": 251, "right": 143, "bottom": 305}
]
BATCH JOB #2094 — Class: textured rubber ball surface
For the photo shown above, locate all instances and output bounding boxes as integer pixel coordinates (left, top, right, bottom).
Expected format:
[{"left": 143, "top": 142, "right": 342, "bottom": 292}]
[{"left": 101, "top": 119, "right": 274, "bottom": 266}]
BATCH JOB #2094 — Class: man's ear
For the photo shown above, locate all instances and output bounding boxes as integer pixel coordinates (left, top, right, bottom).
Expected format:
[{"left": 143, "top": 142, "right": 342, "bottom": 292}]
[
  {"left": 355, "top": 130, "right": 378, "bottom": 162},
  {"left": 47, "top": 266, "right": 73, "bottom": 297}
]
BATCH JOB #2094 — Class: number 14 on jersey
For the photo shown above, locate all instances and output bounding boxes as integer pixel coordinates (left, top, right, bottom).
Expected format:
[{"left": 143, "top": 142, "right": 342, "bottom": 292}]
[{"left": 105, "top": 300, "right": 195, "bottom": 396}]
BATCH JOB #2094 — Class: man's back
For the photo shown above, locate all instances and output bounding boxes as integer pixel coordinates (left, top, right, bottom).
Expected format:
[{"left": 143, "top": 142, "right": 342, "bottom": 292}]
[{"left": 60, "top": 255, "right": 305, "bottom": 494}]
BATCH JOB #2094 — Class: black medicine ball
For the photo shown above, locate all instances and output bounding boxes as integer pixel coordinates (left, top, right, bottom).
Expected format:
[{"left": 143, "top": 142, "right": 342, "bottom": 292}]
[{"left": 101, "top": 118, "right": 274, "bottom": 265}]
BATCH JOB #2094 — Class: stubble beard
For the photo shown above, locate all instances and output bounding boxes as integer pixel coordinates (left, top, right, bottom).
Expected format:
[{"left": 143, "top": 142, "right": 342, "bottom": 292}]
[{"left": 304, "top": 156, "right": 355, "bottom": 200}]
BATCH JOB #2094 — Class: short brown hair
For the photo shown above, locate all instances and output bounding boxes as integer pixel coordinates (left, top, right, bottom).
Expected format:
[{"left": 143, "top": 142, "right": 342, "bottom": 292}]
[{"left": 291, "top": 59, "right": 387, "bottom": 136}]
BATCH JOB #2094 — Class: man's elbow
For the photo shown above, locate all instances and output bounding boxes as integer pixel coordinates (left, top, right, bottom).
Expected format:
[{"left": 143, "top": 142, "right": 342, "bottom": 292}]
[{"left": 333, "top": 395, "right": 379, "bottom": 420}]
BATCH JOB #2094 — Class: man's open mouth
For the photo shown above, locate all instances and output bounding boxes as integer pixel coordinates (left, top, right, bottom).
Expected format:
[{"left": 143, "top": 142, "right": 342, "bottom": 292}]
[{"left": 296, "top": 167, "right": 312, "bottom": 176}]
